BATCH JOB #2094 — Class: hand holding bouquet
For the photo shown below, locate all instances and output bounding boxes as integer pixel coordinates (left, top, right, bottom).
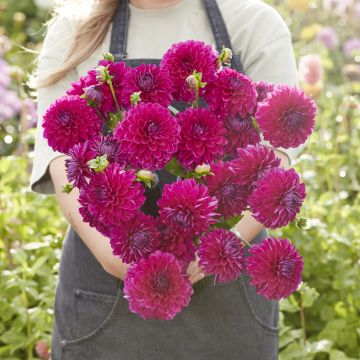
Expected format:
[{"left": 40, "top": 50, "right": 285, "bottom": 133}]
[{"left": 42, "top": 40, "right": 316, "bottom": 320}]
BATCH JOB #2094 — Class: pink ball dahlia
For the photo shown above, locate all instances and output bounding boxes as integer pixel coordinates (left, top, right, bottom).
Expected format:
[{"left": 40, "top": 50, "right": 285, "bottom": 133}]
[
  {"left": 114, "top": 103, "right": 179, "bottom": 170},
  {"left": 205, "top": 68, "right": 257, "bottom": 118},
  {"left": 42, "top": 95, "right": 101, "bottom": 153},
  {"left": 160, "top": 40, "right": 218, "bottom": 102},
  {"left": 248, "top": 167, "right": 306, "bottom": 228},
  {"left": 98, "top": 59, "right": 129, "bottom": 88},
  {"left": 156, "top": 219, "right": 196, "bottom": 263},
  {"left": 176, "top": 107, "right": 227, "bottom": 170},
  {"left": 124, "top": 250, "right": 193, "bottom": 320},
  {"left": 255, "top": 81, "right": 275, "bottom": 103},
  {"left": 230, "top": 144, "right": 281, "bottom": 189},
  {"left": 109, "top": 212, "right": 160, "bottom": 264},
  {"left": 78, "top": 163, "right": 145, "bottom": 227},
  {"left": 255, "top": 85, "right": 317, "bottom": 148},
  {"left": 206, "top": 161, "right": 249, "bottom": 218},
  {"left": 121, "top": 64, "right": 173, "bottom": 107},
  {"left": 246, "top": 237, "right": 303, "bottom": 300},
  {"left": 198, "top": 229, "right": 244, "bottom": 283},
  {"left": 158, "top": 178, "right": 218, "bottom": 237},
  {"left": 90, "top": 135, "right": 123, "bottom": 164},
  {"left": 65, "top": 141, "right": 96, "bottom": 188},
  {"left": 223, "top": 116, "right": 261, "bottom": 156}
]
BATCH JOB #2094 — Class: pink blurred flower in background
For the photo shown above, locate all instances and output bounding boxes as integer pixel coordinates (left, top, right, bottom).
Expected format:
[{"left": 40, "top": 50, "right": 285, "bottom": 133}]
[
  {"left": 316, "top": 27, "right": 339, "bottom": 49},
  {"left": 298, "top": 54, "right": 324, "bottom": 85},
  {"left": 323, "top": 0, "right": 354, "bottom": 14},
  {"left": 343, "top": 38, "right": 360, "bottom": 59}
]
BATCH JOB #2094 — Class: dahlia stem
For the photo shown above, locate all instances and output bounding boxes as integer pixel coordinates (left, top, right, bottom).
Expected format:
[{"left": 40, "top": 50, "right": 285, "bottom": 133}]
[
  {"left": 299, "top": 295, "right": 307, "bottom": 342},
  {"left": 193, "top": 86, "right": 199, "bottom": 108},
  {"left": 107, "top": 78, "right": 122, "bottom": 114}
]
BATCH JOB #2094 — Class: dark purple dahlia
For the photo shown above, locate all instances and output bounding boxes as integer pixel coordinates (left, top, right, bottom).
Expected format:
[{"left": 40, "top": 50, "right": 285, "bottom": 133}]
[
  {"left": 246, "top": 237, "right": 303, "bottom": 300},
  {"left": 78, "top": 163, "right": 145, "bottom": 227},
  {"left": 157, "top": 178, "right": 218, "bottom": 237},
  {"left": 176, "top": 107, "right": 227, "bottom": 170},
  {"left": 121, "top": 64, "right": 173, "bottom": 107},
  {"left": 160, "top": 40, "right": 218, "bottom": 102},
  {"left": 114, "top": 103, "right": 180, "bottom": 170},
  {"left": 90, "top": 135, "right": 123, "bottom": 164},
  {"left": 255, "top": 81, "right": 275, "bottom": 103},
  {"left": 124, "top": 250, "right": 193, "bottom": 320},
  {"left": 156, "top": 219, "right": 196, "bottom": 263},
  {"left": 223, "top": 116, "right": 261, "bottom": 156},
  {"left": 255, "top": 85, "right": 317, "bottom": 148},
  {"left": 65, "top": 141, "right": 96, "bottom": 188},
  {"left": 198, "top": 229, "right": 244, "bottom": 283},
  {"left": 230, "top": 144, "right": 281, "bottom": 189},
  {"left": 248, "top": 167, "right": 306, "bottom": 228},
  {"left": 205, "top": 68, "right": 257, "bottom": 118},
  {"left": 206, "top": 161, "right": 249, "bottom": 218},
  {"left": 42, "top": 95, "right": 101, "bottom": 153},
  {"left": 109, "top": 212, "right": 160, "bottom": 264}
]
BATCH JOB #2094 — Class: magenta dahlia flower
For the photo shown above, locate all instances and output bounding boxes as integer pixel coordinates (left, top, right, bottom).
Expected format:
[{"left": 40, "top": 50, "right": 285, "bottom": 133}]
[
  {"left": 90, "top": 135, "right": 123, "bottom": 164},
  {"left": 124, "top": 250, "right": 193, "bottom": 320},
  {"left": 158, "top": 178, "right": 218, "bottom": 236},
  {"left": 121, "top": 64, "right": 173, "bottom": 107},
  {"left": 98, "top": 59, "right": 129, "bottom": 88},
  {"left": 65, "top": 141, "right": 96, "bottom": 188},
  {"left": 42, "top": 95, "right": 101, "bottom": 153},
  {"left": 246, "top": 237, "right": 303, "bottom": 300},
  {"left": 230, "top": 144, "right": 281, "bottom": 189},
  {"left": 156, "top": 219, "right": 196, "bottom": 263},
  {"left": 198, "top": 229, "right": 244, "bottom": 283},
  {"left": 223, "top": 116, "right": 261, "bottom": 156},
  {"left": 160, "top": 40, "right": 218, "bottom": 102},
  {"left": 248, "top": 167, "right": 306, "bottom": 228},
  {"left": 255, "top": 81, "right": 275, "bottom": 103},
  {"left": 176, "top": 107, "right": 227, "bottom": 170},
  {"left": 255, "top": 85, "right": 317, "bottom": 148},
  {"left": 78, "top": 163, "right": 145, "bottom": 227},
  {"left": 114, "top": 103, "right": 179, "bottom": 170},
  {"left": 109, "top": 212, "right": 160, "bottom": 264},
  {"left": 78, "top": 185, "right": 113, "bottom": 237},
  {"left": 205, "top": 68, "right": 257, "bottom": 118},
  {"left": 206, "top": 161, "right": 249, "bottom": 218}
]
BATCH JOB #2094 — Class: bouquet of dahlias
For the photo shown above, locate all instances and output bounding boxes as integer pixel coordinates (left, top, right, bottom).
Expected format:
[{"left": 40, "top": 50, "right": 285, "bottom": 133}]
[{"left": 42, "top": 40, "right": 316, "bottom": 320}]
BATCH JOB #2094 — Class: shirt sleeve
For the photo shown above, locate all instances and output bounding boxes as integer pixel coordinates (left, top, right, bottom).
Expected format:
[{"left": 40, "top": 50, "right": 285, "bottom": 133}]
[
  {"left": 234, "top": 1, "right": 304, "bottom": 165},
  {"left": 29, "top": 15, "right": 79, "bottom": 194}
]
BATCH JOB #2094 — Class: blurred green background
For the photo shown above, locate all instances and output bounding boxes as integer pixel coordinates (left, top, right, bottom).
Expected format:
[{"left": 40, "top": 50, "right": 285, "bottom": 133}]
[{"left": 0, "top": 0, "right": 359, "bottom": 359}]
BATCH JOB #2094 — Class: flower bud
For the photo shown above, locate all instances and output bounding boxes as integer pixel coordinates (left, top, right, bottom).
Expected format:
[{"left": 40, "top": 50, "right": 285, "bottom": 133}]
[
  {"left": 83, "top": 85, "right": 104, "bottom": 106},
  {"left": 136, "top": 170, "right": 156, "bottom": 188},
  {"left": 61, "top": 183, "right": 74, "bottom": 194},
  {"left": 95, "top": 65, "right": 111, "bottom": 83},
  {"left": 102, "top": 52, "right": 115, "bottom": 61},
  {"left": 219, "top": 47, "right": 233, "bottom": 66},
  {"left": 195, "top": 163, "right": 211, "bottom": 176},
  {"left": 87, "top": 154, "right": 109, "bottom": 172},
  {"left": 186, "top": 74, "right": 198, "bottom": 91},
  {"left": 130, "top": 91, "right": 142, "bottom": 105}
]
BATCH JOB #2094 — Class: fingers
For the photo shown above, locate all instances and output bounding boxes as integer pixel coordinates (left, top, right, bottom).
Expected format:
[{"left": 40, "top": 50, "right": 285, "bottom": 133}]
[
  {"left": 189, "top": 271, "right": 205, "bottom": 284},
  {"left": 186, "top": 254, "right": 205, "bottom": 284}
]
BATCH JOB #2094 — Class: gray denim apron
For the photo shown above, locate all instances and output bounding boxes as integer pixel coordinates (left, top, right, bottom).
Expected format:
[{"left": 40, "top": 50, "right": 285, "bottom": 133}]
[{"left": 51, "top": 1, "right": 279, "bottom": 359}]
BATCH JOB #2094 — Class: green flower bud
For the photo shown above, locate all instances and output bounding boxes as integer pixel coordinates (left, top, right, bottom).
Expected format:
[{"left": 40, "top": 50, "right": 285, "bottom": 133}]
[
  {"left": 95, "top": 65, "right": 112, "bottom": 84},
  {"left": 61, "top": 183, "right": 74, "bottom": 194},
  {"left": 102, "top": 52, "right": 115, "bottom": 61},
  {"left": 130, "top": 91, "right": 142, "bottom": 105},
  {"left": 136, "top": 170, "right": 155, "bottom": 188},
  {"left": 195, "top": 163, "right": 211, "bottom": 176},
  {"left": 219, "top": 47, "right": 233, "bottom": 67},
  {"left": 87, "top": 154, "right": 109, "bottom": 172}
]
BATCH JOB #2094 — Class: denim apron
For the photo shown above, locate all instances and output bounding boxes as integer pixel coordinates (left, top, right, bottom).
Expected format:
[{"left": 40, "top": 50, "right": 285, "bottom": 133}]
[{"left": 51, "top": 1, "right": 279, "bottom": 359}]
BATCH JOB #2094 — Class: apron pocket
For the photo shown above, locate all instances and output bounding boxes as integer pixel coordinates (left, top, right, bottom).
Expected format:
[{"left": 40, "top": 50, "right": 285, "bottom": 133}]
[
  {"left": 60, "top": 285, "right": 123, "bottom": 348},
  {"left": 237, "top": 274, "right": 279, "bottom": 335}
]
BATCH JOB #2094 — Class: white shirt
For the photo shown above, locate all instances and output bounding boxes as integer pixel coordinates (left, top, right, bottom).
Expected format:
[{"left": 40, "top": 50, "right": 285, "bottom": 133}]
[{"left": 30, "top": 0, "right": 302, "bottom": 194}]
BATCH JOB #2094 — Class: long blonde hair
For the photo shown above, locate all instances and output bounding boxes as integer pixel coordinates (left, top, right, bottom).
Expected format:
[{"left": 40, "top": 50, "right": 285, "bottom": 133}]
[{"left": 37, "top": 0, "right": 118, "bottom": 88}]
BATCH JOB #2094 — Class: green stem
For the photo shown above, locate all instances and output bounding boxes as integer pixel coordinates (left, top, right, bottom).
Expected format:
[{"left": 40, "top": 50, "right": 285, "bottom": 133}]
[
  {"left": 299, "top": 295, "right": 307, "bottom": 343},
  {"left": 107, "top": 79, "right": 122, "bottom": 114}
]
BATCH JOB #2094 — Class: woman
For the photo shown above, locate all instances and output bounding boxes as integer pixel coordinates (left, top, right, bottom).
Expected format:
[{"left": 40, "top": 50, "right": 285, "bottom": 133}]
[{"left": 30, "top": 0, "right": 302, "bottom": 359}]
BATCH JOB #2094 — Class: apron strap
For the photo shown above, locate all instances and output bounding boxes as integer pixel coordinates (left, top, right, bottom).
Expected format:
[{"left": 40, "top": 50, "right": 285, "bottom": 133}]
[
  {"left": 203, "top": 0, "right": 244, "bottom": 73},
  {"left": 110, "top": 0, "right": 129, "bottom": 61},
  {"left": 110, "top": 0, "right": 244, "bottom": 72}
]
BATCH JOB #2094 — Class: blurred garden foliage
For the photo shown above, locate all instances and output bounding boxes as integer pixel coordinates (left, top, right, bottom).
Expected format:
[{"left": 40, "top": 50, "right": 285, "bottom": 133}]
[{"left": 0, "top": 0, "right": 359, "bottom": 359}]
